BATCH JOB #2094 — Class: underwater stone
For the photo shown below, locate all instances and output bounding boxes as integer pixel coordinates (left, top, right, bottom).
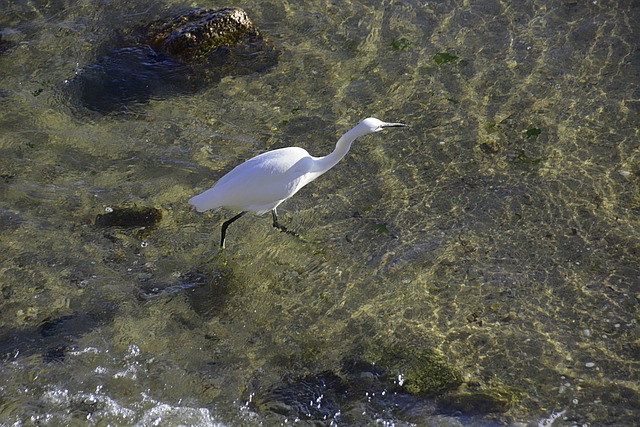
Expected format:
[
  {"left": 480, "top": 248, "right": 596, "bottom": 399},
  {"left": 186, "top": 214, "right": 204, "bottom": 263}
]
[
  {"left": 375, "top": 346, "right": 463, "bottom": 396},
  {"left": 94, "top": 206, "right": 162, "bottom": 228},
  {"left": 253, "top": 371, "right": 347, "bottom": 420},
  {"left": 69, "top": 45, "right": 188, "bottom": 114},
  {"left": 144, "top": 7, "right": 262, "bottom": 62},
  {"left": 65, "top": 7, "right": 278, "bottom": 114},
  {"left": 252, "top": 351, "right": 463, "bottom": 422},
  {"left": 0, "top": 33, "right": 15, "bottom": 54},
  {"left": 440, "top": 387, "right": 517, "bottom": 414}
]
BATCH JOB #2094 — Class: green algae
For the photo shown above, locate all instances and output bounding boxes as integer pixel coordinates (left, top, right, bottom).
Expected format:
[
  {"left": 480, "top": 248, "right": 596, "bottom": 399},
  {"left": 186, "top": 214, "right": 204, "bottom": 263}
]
[
  {"left": 442, "top": 386, "right": 520, "bottom": 414},
  {"left": 433, "top": 52, "right": 459, "bottom": 64},
  {"left": 525, "top": 127, "right": 542, "bottom": 138},
  {"left": 383, "top": 348, "right": 463, "bottom": 396},
  {"left": 391, "top": 37, "right": 412, "bottom": 51}
]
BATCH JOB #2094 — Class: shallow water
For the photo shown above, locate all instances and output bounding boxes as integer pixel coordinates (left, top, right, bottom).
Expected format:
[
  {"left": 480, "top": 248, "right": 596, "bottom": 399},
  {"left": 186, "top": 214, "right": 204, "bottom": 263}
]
[{"left": 1, "top": 0, "right": 639, "bottom": 425}]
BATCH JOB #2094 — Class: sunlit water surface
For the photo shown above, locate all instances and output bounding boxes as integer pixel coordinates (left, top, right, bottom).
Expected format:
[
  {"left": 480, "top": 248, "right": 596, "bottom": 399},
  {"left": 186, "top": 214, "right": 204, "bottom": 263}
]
[{"left": 1, "top": 0, "right": 639, "bottom": 425}]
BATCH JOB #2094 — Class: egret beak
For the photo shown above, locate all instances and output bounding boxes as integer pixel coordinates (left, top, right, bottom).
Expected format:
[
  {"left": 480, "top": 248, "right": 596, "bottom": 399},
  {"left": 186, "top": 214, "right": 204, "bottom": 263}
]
[{"left": 381, "top": 122, "right": 407, "bottom": 128}]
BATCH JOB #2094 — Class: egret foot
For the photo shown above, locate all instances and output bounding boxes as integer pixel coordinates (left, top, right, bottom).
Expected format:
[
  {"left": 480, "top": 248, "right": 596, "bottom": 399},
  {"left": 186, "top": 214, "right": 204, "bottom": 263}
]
[{"left": 271, "top": 209, "right": 301, "bottom": 239}]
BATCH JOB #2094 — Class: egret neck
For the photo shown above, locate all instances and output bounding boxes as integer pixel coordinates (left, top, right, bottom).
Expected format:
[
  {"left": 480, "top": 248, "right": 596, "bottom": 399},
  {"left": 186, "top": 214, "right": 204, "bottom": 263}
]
[{"left": 311, "top": 121, "right": 406, "bottom": 175}]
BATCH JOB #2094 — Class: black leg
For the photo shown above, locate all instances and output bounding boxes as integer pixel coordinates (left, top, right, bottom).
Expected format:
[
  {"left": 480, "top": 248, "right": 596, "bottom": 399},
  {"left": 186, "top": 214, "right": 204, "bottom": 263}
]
[
  {"left": 271, "top": 208, "right": 284, "bottom": 231},
  {"left": 271, "top": 208, "right": 299, "bottom": 238},
  {"left": 220, "top": 211, "right": 247, "bottom": 248}
]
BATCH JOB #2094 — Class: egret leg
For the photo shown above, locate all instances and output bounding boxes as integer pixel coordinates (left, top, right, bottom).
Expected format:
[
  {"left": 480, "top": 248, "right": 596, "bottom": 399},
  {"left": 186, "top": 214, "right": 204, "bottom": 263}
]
[
  {"left": 271, "top": 208, "right": 300, "bottom": 238},
  {"left": 271, "top": 209, "right": 283, "bottom": 231},
  {"left": 220, "top": 211, "right": 247, "bottom": 249}
]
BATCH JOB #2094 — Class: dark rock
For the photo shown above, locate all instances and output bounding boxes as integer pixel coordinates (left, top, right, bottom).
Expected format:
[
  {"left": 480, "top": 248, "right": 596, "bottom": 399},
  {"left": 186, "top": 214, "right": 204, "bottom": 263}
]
[
  {"left": 0, "top": 33, "right": 15, "bottom": 54},
  {"left": 144, "top": 7, "right": 264, "bottom": 62},
  {"left": 373, "top": 344, "right": 463, "bottom": 396},
  {"left": 94, "top": 206, "right": 162, "bottom": 228},
  {"left": 251, "top": 349, "right": 463, "bottom": 422},
  {"left": 252, "top": 371, "right": 348, "bottom": 421},
  {"left": 0, "top": 208, "right": 24, "bottom": 231},
  {"left": 0, "top": 314, "right": 104, "bottom": 363},
  {"left": 69, "top": 46, "right": 189, "bottom": 114},
  {"left": 65, "top": 7, "right": 279, "bottom": 114},
  {"left": 137, "top": 270, "right": 232, "bottom": 318},
  {"left": 42, "top": 345, "right": 67, "bottom": 363},
  {"left": 439, "top": 387, "right": 517, "bottom": 414}
]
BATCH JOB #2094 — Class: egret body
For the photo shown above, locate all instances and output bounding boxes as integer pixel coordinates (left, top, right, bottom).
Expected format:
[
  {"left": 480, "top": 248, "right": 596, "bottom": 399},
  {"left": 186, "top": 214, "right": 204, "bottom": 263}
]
[{"left": 189, "top": 117, "right": 406, "bottom": 248}]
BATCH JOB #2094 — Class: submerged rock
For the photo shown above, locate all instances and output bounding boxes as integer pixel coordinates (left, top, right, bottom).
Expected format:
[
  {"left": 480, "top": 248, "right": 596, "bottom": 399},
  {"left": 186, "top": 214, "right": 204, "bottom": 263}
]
[
  {"left": 253, "top": 371, "right": 348, "bottom": 420},
  {"left": 372, "top": 343, "right": 464, "bottom": 396},
  {"left": 440, "top": 385, "right": 518, "bottom": 414},
  {"left": 252, "top": 346, "right": 464, "bottom": 422},
  {"left": 94, "top": 206, "right": 162, "bottom": 228},
  {"left": 70, "top": 46, "right": 188, "bottom": 114},
  {"left": 144, "top": 7, "right": 263, "bottom": 62},
  {"left": 0, "top": 33, "right": 15, "bottom": 54},
  {"left": 65, "top": 7, "right": 279, "bottom": 114},
  {"left": 0, "top": 313, "right": 108, "bottom": 363}
]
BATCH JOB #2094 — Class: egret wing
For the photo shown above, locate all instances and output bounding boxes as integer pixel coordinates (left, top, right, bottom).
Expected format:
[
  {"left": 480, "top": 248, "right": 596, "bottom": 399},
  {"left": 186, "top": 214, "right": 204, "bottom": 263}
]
[{"left": 189, "top": 147, "right": 312, "bottom": 212}]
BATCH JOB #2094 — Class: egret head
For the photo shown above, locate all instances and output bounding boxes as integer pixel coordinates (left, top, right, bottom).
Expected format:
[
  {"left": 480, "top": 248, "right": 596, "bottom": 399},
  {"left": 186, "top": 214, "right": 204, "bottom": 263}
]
[{"left": 359, "top": 117, "right": 406, "bottom": 134}]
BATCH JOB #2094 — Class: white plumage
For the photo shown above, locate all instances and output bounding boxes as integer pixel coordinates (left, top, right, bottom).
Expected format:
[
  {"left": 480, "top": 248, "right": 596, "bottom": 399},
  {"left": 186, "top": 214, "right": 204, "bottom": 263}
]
[{"left": 189, "top": 117, "right": 406, "bottom": 248}]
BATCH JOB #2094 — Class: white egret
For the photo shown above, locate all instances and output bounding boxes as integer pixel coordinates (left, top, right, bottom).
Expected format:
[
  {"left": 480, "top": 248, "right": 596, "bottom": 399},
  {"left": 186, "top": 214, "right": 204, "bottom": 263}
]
[{"left": 189, "top": 117, "right": 406, "bottom": 248}]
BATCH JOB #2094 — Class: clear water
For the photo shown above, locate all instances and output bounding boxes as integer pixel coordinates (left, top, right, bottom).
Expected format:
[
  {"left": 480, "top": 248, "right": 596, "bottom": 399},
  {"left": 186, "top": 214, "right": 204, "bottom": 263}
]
[{"left": 1, "top": 0, "right": 639, "bottom": 425}]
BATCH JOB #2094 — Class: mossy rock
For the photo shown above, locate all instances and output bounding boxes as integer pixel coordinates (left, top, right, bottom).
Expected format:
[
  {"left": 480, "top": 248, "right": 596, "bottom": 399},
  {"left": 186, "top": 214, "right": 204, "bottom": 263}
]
[
  {"left": 145, "top": 7, "right": 264, "bottom": 62},
  {"left": 373, "top": 345, "right": 463, "bottom": 396},
  {"left": 65, "top": 7, "right": 279, "bottom": 114},
  {"left": 441, "top": 386, "right": 518, "bottom": 414}
]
